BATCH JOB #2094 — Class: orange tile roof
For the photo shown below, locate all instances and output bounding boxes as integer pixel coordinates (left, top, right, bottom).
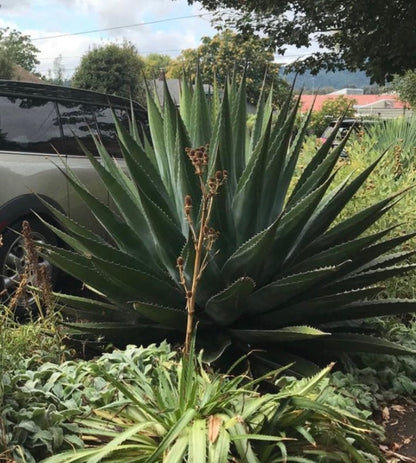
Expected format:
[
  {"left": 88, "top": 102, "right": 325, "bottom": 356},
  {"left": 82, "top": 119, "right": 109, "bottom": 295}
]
[{"left": 299, "top": 94, "right": 406, "bottom": 112}]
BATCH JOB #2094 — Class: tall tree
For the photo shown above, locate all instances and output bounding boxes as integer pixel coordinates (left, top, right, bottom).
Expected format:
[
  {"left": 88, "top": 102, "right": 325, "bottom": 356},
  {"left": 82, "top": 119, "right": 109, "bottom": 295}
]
[
  {"left": 393, "top": 70, "right": 416, "bottom": 108},
  {"left": 167, "top": 30, "right": 290, "bottom": 105},
  {"left": 188, "top": 0, "right": 416, "bottom": 84},
  {"left": 47, "top": 55, "right": 66, "bottom": 85},
  {"left": 143, "top": 53, "right": 173, "bottom": 79},
  {"left": 0, "top": 27, "right": 39, "bottom": 72},
  {"left": 72, "top": 42, "right": 146, "bottom": 104}
]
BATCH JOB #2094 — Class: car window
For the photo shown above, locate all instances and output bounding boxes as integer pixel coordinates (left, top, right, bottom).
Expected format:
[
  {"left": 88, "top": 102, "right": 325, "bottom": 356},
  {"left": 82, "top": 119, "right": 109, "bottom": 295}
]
[
  {"left": 321, "top": 125, "right": 335, "bottom": 139},
  {"left": 94, "top": 107, "right": 146, "bottom": 157},
  {"left": 57, "top": 102, "right": 99, "bottom": 156},
  {"left": 94, "top": 106, "right": 123, "bottom": 157},
  {"left": 0, "top": 95, "right": 61, "bottom": 154}
]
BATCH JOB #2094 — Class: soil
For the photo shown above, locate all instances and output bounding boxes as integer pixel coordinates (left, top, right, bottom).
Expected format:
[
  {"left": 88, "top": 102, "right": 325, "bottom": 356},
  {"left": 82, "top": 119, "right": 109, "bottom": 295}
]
[{"left": 379, "top": 400, "right": 416, "bottom": 462}]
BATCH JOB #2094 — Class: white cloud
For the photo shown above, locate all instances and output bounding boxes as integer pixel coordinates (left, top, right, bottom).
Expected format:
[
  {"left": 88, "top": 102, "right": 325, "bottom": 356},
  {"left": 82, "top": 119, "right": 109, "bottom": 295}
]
[{"left": 0, "top": 0, "right": 214, "bottom": 78}]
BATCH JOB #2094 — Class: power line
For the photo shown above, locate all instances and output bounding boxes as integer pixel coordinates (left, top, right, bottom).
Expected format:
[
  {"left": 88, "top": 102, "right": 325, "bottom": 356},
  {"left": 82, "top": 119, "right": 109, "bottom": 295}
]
[
  {"left": 39, "top": 49, "right": 183, "bottom": 61},
  {"left": 39, "top": 50, "right": 309, "bottom": 64},
  {"left": 31, "top": 13, "right": 213, "bottom": 41}
]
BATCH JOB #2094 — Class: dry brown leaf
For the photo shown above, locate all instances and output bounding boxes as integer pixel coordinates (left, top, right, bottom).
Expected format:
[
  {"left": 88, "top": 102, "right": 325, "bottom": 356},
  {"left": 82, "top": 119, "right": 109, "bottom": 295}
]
[
  {"left": 208, "top": 415, "right": 222, "bottom": 444},
  {"left": 391, "top": 405, "right": 407, "bottom": 414},
  {"left": 392, "top": 441, "right": 402, "bottom": 451},
  {"left": 380, "top": 444, "right": 416, "bottom": 463},
  {"left": 382, "top": 406, "right": 391, "bottom": 422}
]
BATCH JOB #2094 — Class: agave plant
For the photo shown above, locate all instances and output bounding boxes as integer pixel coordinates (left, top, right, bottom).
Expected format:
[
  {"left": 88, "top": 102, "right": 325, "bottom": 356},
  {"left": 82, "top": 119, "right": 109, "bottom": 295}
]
[
  {"left": 41, "top": 342, "right": 386, "bottom": 463},
  {"left": 37, "top": 73, "right": 416, "bottom": 374}
]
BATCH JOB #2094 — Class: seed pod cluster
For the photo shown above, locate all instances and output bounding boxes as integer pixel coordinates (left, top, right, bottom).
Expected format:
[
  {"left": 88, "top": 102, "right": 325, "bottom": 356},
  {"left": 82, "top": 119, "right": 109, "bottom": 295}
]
[
  {"left": 185, "top": 145, "right": 209, "bottom": 175},
  {"left": 208, "top": 170, "right": 228, "bottom": 194}
]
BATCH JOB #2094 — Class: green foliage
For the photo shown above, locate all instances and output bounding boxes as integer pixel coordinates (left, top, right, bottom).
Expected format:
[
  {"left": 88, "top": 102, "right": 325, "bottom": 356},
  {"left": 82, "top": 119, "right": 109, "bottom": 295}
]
[
  {"left": 0, "top": 343, "right": 175, "bottom": 462},
  {"left": 1, "top": 358, "right": 83, "bottom": 462},
  {"left": 143, "top": 53, "right": 173, "bottom": 79},
  {"left": 312, "top": 117, "right": 416, "bottom": 300},
  {"left": 331, "top": 317, "right": 416, "bottom": 411},
  {"left": 39, "top": 344, "right": 385, "bottom": 463},
  {"left": 0, "top": 306, "right": 66, "bottom": 374},
  {"left": 0, "top": 307, "right": 71, "bottom": 462},
  {"left": 392, "top": 70, "right": 416, "bottom": 108},
  {"left": 0, "top": 342, "right": 386, "bottom": 462},
  {"left": 308, "top": 96, "right": 357, "bottom": 136},
  {"left": 0, "top": 27, "right": 40, "bottom": 72},
  {"left": 366, "top": 117, "right": 416, "bottom": 174},
  {"left": 188, "top": 0, "right": 416, "bottom": 84},
  {"left": 38, "top": 73, "right": 416, "bottom": 376},
  {"left": 167, "top": 30, "right": 290, "bottom": 106},
  {"left": 72, "top": 41, "right": 146, "bottom": 104}
]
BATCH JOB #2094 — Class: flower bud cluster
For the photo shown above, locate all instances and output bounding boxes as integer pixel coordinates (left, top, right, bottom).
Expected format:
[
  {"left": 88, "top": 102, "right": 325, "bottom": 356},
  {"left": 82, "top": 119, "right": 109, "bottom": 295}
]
[
  {"left": 203, "top": 225, "right": 220, "bottom": 242},
  {"left": 184, "top": 195, "right": 192, "bottom": 216},
  {"left": 185, "top": 145, "right": 209, "bottom": 175},
  {"left": 208, "top": 170, "right": 228, "bottom": 195}
]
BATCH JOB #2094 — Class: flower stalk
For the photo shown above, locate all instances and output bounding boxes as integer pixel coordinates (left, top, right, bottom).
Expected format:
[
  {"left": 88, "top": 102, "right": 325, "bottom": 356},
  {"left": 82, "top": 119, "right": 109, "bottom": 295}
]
[{"left": 181, "top": 146, "right": 226, "bottom": 355}]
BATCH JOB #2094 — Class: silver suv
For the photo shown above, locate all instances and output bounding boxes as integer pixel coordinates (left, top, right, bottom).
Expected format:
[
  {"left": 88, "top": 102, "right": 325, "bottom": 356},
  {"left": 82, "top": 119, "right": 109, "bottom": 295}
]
[{"left": 0, "top": 80, "right": 147, "bottom": 299}]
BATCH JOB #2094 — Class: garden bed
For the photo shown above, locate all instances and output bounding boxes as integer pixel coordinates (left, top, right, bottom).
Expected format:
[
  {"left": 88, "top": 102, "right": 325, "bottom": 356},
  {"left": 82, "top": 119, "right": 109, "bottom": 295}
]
[{"left": 381, "top": 400, "right": 416, "bottom": 462}]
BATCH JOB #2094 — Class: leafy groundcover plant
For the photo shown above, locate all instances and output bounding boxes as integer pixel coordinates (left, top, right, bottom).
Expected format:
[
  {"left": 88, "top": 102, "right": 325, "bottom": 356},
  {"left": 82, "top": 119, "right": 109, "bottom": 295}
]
[
  {"left": 39, "top": 342, "right": 387, "bottom": 463},
  {"left": 37, "top": 73, "right": 416, "bottom": 375}
]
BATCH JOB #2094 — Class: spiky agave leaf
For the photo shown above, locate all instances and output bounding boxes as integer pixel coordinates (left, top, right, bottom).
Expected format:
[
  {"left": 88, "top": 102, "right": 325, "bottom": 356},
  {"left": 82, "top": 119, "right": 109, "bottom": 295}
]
[{"left": 39, "top": 71, "right": 416, "bottom": 375}]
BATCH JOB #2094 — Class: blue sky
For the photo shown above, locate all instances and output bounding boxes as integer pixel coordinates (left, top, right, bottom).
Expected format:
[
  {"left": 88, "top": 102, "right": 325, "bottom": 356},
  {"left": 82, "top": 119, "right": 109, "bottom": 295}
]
[{"left": 0, "top": 0, "right": 216, "bottom": 77}]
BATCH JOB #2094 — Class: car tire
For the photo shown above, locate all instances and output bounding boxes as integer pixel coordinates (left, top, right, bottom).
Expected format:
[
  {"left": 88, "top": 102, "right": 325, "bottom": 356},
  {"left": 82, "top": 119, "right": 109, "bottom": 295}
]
[{"left": 0, "top": 218, "right": 58, "bottom": 310}]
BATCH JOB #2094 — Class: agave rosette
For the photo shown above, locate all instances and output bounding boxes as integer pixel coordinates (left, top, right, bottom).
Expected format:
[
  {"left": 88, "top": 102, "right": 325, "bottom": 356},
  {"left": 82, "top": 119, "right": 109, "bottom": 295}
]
[{"left": 38, "top": 73, "right": 416, "bottom": 373}]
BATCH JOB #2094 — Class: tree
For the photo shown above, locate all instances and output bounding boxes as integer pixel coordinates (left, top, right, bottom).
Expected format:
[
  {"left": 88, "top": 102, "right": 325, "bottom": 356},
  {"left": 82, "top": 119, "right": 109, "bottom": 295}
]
[
  {"left": 188, "top": 0, "right": 416, "bottom": 85},
  {"left": 47, "top": 55, "right": 66, "bottom": 85},
  {"left": 309, "top": 96, "right": 356, "bottom": 136},
  {"left": 167, "top": 30, "right": 290, "bottom": 105},
  {"left": 0, "top": 48, "right": 14, "bottom": 79},
  {"left": 72, "top": 42, "right": 146, "bottom": 104},
  {"left": 392, "top": 70, "right": 416, "bottom": 108},
  {"left": 0, "top": 27, "right": 39, "bottom": 72},
  {"left": 143, "top": 53, "right": 173, "bottom": 79}
]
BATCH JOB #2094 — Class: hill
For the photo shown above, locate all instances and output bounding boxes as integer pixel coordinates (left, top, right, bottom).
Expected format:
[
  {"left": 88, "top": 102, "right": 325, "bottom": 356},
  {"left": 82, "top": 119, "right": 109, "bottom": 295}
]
[{"left": 281, "top": 68, "right": 373, "bottom": 92}]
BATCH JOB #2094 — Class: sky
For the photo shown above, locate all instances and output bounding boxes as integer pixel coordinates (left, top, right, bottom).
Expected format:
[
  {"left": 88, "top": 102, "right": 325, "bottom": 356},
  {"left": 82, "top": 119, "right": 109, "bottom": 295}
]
[
  {"left": 0, "top": 0, "right": 218, "bottom": 78},
  {"left": 0, "top": 0, "right": 314, "bottom": 79}
]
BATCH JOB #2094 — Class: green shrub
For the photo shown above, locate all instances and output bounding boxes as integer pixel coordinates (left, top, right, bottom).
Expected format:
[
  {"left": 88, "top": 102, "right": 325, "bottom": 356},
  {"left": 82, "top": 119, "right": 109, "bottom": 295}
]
[
  {"left": 0, "top": 304, "right": 66, "bottom": 373},
  {"left": 300, "top": 118, "right": 416, "bottom": 300},
  {"left": 332, "top": 317, "right": 416, "bottom": 410},
  {"left": 308, "top": 96, "right": 356, "bottom": 136},
  {"left": 0, "top": 343, "right": 174, "bottom": 462},
  {"left": 40, "top": 344, "right": 386, "bottom": 463},
  {"left": 0, "top": 343, "right": 386, "bottom": 462}
]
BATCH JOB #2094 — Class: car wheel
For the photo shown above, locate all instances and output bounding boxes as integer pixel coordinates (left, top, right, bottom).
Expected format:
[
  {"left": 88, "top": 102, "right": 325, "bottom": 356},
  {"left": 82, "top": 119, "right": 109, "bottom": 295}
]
[{"left": 0, "top": 218, "right": 58, "bottom": 311}]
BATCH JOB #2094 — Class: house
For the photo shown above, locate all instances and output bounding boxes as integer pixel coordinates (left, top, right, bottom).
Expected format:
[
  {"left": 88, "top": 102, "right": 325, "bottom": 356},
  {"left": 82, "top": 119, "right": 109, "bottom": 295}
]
[
  {"left": 11, "top": 64, "right": 44, "bottom": 83},
  {"left": 148, "top": 76, "right": 214, "bottom": 106},
  {"left": 300, "top": 89, "right": 412, "bottom": 119},
  {"left": 148, "top": 73, "right": 256, "bottom": 113}
]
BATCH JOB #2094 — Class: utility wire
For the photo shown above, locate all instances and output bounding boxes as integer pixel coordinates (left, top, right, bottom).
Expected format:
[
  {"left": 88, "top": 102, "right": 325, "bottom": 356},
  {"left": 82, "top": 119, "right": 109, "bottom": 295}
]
[{"left": 31, "top": 13, "right": 213, "bottom": 41}]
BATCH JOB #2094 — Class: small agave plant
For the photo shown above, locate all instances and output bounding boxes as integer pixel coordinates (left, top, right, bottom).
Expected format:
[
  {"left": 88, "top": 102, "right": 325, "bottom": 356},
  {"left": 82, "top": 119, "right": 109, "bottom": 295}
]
[
  {"left": 40, "top": 343, "right": 387, "bottom": 463},
  {"left": 38, "top": 72, "right": 416, "bottom": 374}
]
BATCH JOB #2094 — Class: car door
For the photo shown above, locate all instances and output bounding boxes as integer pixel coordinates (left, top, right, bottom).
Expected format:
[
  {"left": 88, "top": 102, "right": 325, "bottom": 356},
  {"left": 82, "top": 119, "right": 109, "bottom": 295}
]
[
  {"left": 56, "top": 101, "right": 109, "bottom": 234},
  {"left": 0, "top": 94, "right": 69, "bottom": 216}
]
